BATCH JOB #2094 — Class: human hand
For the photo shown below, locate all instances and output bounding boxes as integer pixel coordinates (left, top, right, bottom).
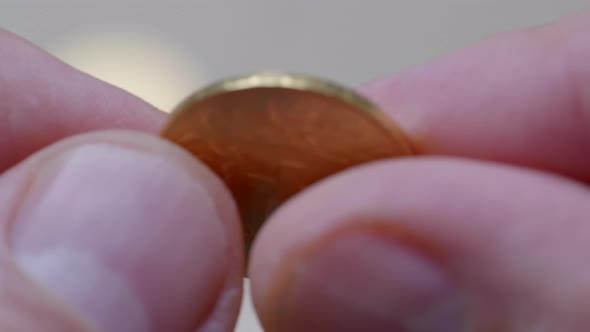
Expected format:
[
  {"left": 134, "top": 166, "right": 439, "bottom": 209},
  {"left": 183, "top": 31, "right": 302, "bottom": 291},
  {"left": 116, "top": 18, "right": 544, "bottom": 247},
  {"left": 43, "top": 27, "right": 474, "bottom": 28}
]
[
  {"left": 0, "top": 10, "right": 589, "bottom": 332},
  {"left": 249, "top": 10, "right": 590, "bottom": 332},
  {"left": 0, "top": 30, "right": 243, "bottom": 331}
]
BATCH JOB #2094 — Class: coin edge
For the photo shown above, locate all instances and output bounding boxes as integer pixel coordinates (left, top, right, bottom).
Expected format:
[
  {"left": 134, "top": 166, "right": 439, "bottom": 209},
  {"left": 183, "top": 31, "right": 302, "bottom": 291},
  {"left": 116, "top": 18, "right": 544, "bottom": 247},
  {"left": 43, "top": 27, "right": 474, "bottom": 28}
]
[{"left": 161, "top": 71, "right": 415, "bottom": 154}]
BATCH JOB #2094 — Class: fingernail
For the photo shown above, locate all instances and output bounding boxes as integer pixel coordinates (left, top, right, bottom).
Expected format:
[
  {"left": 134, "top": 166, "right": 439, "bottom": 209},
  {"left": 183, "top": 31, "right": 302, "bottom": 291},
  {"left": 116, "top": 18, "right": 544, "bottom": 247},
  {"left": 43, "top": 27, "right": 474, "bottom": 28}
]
[
  {"left": 275, "top": 231, "right": 465, "bottom": 332},
  {"left": 9, "top": 143, "right": 228, "bottom": 332}
]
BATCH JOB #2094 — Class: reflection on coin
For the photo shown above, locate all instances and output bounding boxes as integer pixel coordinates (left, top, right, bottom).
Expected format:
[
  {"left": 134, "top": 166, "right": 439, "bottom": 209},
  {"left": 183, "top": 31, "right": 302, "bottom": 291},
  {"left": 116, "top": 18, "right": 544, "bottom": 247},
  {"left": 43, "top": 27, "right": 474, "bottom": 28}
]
[{"left": 161, "top": 72, "right": 414, "bottom": 250}]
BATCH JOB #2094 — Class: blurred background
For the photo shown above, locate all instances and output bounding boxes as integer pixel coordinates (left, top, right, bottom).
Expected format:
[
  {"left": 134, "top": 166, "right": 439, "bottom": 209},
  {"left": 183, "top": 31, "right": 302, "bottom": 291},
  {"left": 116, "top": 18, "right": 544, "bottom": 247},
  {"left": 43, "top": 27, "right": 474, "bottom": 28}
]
[{"left": 1, "top": 1, "right": 587, "bottom": 331}]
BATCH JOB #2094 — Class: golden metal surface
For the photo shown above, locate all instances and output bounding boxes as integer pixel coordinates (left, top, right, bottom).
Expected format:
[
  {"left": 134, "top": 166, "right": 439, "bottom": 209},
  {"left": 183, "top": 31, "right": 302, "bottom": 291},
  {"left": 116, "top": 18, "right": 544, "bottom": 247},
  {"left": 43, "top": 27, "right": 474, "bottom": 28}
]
[{"left": 161, "top": 72, "right": 413, "bottom": 250}]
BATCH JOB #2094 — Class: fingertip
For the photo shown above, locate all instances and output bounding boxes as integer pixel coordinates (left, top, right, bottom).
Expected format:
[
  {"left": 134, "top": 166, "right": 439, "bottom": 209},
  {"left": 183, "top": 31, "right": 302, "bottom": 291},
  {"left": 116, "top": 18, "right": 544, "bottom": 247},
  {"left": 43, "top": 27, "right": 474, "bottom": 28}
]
[
  {"left": 0, "top": 28, "right": 166, "bottom": 171},
  {"left": 249, "top": 157, "right": 590, "bottom": 331},
  {"left": 1, "top": 130, "right": 244, "bottom": 332},
  {"left": 358, "top": 10, "right": 590, "bottom": 180}
]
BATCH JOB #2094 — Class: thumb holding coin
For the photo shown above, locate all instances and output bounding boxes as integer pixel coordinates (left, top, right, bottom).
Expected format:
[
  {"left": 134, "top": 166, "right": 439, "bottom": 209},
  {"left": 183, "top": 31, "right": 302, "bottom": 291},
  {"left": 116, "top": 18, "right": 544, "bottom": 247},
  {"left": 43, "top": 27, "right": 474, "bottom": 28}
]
[
  {"left": 0, "top": 31, "right": 244, "bottom": 332},
  {"left": 249, "top": 10, "right": 590, "bottom": 332}
]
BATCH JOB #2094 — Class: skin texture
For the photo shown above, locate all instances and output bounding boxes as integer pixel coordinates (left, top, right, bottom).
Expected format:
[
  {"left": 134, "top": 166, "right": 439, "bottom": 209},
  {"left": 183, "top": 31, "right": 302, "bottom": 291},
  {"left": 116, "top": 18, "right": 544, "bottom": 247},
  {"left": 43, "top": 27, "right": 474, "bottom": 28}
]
[
  {"left": 250, "top": 10, "right": 590, "bottom": 332},
  {"left": 0, "top": 31, "right": 244, "bottom": 331},
  {"left": 0, "top": 9, "right": 589, "bottom": 332}
]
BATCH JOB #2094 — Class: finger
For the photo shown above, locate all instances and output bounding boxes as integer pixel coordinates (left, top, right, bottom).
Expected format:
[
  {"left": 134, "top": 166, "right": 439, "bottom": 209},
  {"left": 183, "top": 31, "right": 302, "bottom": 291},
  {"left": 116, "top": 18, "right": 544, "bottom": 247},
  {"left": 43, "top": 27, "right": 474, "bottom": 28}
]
[
  {"left": 359, "top": 10, "right": 590, "bottom": 181},
  {"left": 250, "top": 158, "right": 590, "bottom": 331},
  {"left": 0, "top": 131, "right": 243, "bottom": 332},
  {"left": 0, "top": 29, "right": 164, "bottom": 171}
]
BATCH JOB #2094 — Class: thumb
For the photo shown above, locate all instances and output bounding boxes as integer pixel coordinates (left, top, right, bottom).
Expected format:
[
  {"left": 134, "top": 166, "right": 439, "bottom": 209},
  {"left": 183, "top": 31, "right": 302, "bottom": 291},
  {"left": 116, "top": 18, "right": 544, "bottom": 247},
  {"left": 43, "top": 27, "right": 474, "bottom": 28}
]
[{"left": 0, "top": 131, "right": 244, "bottom": 332}]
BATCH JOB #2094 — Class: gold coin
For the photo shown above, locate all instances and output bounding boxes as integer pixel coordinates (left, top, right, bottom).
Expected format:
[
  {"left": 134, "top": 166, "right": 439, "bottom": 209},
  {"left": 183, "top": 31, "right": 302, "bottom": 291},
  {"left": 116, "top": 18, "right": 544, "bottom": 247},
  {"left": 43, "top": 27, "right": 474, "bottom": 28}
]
[{"left": 161, "top": 72, "right": 414, "bottom": 250}]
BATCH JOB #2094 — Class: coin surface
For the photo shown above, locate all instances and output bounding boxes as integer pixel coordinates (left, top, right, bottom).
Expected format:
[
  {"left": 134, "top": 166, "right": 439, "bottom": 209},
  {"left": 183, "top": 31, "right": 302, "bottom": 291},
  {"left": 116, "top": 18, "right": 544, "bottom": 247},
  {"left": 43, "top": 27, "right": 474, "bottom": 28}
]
[{"left": 161, "top": 72, "right": 413, "bottom": 250}]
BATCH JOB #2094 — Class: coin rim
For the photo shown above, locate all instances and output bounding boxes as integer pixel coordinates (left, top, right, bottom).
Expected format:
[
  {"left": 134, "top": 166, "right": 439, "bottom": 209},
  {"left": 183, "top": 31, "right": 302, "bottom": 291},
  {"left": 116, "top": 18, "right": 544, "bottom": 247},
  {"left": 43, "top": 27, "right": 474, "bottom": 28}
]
[{"left": 161, "top": 71, "right": 415, "bottom": 154}]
